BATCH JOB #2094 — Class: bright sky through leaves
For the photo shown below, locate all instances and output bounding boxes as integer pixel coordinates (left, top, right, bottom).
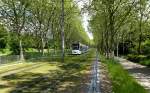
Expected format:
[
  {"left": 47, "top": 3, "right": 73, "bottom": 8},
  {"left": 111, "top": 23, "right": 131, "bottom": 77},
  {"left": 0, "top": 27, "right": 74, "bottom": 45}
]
[{"left": 74, "top": 0, "right": 93, "bottom": 40}]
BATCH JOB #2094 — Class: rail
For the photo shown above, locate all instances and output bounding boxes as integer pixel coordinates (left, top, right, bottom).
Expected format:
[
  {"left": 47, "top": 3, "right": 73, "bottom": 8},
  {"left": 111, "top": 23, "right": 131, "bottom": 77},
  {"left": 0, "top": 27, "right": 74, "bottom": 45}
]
[{"left": 88, "top": 50, "right": 101, "bottom": 93}]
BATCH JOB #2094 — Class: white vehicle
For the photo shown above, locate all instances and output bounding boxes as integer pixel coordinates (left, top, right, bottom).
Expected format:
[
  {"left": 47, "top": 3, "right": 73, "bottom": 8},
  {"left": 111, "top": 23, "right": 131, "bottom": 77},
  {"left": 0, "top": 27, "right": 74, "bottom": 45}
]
[{"left": 71, "top": 42, "right": 88, "bottom": 55}]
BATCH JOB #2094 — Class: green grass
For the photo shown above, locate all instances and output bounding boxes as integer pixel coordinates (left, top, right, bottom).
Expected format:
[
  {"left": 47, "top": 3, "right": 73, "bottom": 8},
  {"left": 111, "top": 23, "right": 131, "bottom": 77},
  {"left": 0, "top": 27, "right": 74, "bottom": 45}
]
[
  {"left": 0, "top": 62, "right": 44, "bottom": 74},
  {"left": 126, "top": 54, "right": 150, "bottom": 67},
  {"left": 0, "top": 49, "right": 95, "bottom": 93},
  {"left": 140, "top": 59, "right": 150, "bottom": 66},
  {"left": 101, "top": 57, "right": 148, "bottom": 93},
  {"left": 0, "top": 49, "right": 12, "bottom": 56},
  {"left": 0, "top": 63, "right": 59, "bottom": 93}
]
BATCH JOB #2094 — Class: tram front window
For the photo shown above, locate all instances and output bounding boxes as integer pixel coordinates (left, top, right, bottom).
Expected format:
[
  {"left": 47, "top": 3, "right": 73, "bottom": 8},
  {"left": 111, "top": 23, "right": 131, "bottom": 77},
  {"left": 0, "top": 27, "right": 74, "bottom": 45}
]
[{"left": 72, "top": 44, "right": 79, "bottom": 50}]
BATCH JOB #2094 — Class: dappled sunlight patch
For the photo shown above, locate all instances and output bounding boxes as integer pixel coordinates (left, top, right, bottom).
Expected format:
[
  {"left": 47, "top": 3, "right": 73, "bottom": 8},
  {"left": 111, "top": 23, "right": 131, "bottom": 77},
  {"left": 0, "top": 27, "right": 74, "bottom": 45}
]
[
  {"left": 0, "top": 50, "right": 95, "bottom": 93},
  {"left": 0, "top": 78, "right": 18, "bottom": 93},
  {"left": 0, "top": 62, "right": 36, "bottom": 74},
  {"left": 80, "top": 70, "right": 90, "bottom": 75},
  {"left": 0, "top": 84, "right": 11, "bottom": 89},
  {"left": 2, "top": 74, "right": 22, "bottom": 80},
  {"left": 27, "top": 64, "right": 59, "bottom": 74},
  {"left": 0, "top": 63, "right": 61, "bottom": 93},
  {"left": 58, "top": 81, "right": 75, "bottom": 91}
]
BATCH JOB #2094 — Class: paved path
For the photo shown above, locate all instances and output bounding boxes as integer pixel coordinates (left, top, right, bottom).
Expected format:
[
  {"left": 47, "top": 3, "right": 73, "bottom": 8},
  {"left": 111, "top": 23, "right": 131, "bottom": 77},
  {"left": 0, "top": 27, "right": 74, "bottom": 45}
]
[{"left": 116, "top": 57, "right": 150, "bottom": 92}]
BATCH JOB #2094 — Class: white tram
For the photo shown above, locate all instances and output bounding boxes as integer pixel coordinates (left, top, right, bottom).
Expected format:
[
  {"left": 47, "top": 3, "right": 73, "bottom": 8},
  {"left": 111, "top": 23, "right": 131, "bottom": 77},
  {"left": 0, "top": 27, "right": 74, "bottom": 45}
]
[{"left": 71, "top": 42, "right": 88, "bottom": 55}]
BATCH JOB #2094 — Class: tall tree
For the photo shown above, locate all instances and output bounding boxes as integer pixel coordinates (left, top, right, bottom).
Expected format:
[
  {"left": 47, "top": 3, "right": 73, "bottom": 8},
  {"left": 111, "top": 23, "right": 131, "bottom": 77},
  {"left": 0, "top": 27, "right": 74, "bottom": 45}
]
[
  {"left": 0, "top": 0, "right": 30, "bottom": 60},
  {"left": 90, "top": 0, "right": 137, "bottom": 58}
]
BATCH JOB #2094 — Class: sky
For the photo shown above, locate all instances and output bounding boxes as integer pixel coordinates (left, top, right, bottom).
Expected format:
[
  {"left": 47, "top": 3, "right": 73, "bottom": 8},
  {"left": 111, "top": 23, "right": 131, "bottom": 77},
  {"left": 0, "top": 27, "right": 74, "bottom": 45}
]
[{"left": 74, "top": 0, "right": 93, "bottom": 40}]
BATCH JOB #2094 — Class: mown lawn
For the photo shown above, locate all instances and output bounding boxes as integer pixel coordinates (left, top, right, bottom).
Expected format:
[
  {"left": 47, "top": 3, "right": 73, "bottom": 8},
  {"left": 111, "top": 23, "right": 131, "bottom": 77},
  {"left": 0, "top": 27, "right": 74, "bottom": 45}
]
[
  {"left": 101, "top": 57, "right": 148, "bottom": 93},
  {"left": 0, "top": 62, "right": 42, "bottom": 74},
  {"left": 0, "top": 49, "right": 95, "bottom": 93}
]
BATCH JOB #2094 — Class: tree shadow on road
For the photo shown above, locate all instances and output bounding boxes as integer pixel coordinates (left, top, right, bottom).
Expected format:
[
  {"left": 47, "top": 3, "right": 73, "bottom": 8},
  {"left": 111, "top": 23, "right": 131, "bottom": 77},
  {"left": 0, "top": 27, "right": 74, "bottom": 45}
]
[{"left": 127, "top": 67, "right": 150, "bottom": 77}]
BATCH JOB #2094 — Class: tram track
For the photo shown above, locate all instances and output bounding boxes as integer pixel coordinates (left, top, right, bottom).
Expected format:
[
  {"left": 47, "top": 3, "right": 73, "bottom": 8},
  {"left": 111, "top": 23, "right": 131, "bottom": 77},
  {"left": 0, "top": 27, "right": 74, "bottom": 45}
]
[{"left": 88, "top": 50, "right": 101, "bottom": 93}]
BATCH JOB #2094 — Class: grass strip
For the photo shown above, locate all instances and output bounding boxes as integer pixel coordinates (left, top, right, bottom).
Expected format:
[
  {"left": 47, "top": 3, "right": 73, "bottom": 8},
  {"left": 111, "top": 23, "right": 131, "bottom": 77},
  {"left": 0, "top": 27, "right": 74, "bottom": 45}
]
[
  {"left": 101, "top": 57, "right": 148, "bottom": 93},
  {"left": 0, "top": 49, "right": 95, "bottom": 93},
  {"left": 0, "top": 62, "right": 43, "bottom": 75}
]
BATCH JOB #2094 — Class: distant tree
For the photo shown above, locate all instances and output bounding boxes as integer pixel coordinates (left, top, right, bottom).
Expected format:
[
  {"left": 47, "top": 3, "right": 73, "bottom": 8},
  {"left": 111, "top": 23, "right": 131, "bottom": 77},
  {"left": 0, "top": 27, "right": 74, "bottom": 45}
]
[
  {"left": 90, "top": 0, "right": 137, "bottom": 58},
  {"left": 0, "top": 25, "right": 8, "bottom": 48}
]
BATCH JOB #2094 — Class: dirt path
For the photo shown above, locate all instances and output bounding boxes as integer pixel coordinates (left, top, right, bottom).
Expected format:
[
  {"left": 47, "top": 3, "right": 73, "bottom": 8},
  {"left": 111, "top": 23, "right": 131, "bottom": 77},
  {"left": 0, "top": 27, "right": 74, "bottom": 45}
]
[
  {"left": 100, "top": 62, "right": 112, "bottom": 93},
  {"left": 116, "top": 57, "right": 150, "bottom": 92}
]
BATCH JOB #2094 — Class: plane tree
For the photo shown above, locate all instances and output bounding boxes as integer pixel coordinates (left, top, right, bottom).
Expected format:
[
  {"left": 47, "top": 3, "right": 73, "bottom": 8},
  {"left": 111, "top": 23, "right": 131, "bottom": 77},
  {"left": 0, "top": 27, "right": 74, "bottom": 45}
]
[
  {"left": 90, "top": 0, "right": 138, "bottom": 58},
  {"left": 0, "top": 0, "right": 31, "bottom": 60},
  {"left": 0, "top": 0, "right": 91, "bottom": 60}
]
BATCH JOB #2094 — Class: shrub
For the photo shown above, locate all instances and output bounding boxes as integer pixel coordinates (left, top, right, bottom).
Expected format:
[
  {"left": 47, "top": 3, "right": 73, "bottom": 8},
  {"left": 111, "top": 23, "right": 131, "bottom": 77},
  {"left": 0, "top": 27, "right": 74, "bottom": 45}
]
[
  {"left": 127, "top": 54, "right": 146, "bottom": 62},
  {"left": 140, "top": 60, "right": 150, "bottom": 66},
  {"left": 142, "top": 40, "right": 150, "bottom": 54},
  {"left": 129, "top": 48, "right": 137, "bottom": 54}
]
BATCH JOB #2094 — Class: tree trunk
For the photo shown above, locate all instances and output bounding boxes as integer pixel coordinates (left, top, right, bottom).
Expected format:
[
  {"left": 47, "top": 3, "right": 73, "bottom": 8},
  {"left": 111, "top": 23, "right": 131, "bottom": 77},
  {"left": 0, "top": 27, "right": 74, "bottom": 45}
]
[
  {"left": 117, "top": 41, "right": 119, "bottom": 57},
  {"left": 138, "top": 0, "right": 143, "bottom": 55},
  {"left": 105, "top": 29, "right": 109, "bottom": 59},
  {"left": 41, "top": 37, "right": 45, "bottom": 56},
  {"left": 110, "top": 51, "right": 115, "bottom": 58},
  {"left": 19, "top": 39, "right": 24, "bottom": 61},
  {"left": 116, "top": 33, "right": 119, "bottom": 57},
  {"left": 61, "top": 0, "right": 65, "bottom": 62},
  {"left": 47, "top": 41, "right": 50, "bottom": 54},
  {"left": 138, "top": 35, "right": 142, "bottom": 54}
]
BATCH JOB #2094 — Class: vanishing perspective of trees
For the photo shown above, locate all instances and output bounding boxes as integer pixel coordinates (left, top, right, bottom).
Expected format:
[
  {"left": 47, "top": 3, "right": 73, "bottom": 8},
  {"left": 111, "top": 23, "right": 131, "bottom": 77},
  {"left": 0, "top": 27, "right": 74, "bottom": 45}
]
[
  {"left": 0, "top": 0, "right": 150, "bottom": 93},
  {"left": 0, "top": 0, "right": 90, "bottom": 61},
  {"left": 90, "top": 0, "right": 150, "bottom": 59}
]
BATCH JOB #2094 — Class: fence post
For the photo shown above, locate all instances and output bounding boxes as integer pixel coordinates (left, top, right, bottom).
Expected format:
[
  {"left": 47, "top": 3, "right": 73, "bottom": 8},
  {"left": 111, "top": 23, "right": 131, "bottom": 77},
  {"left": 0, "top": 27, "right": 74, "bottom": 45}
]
[{"left": 0, "top": 56, "right": 1, "bottom": 65}]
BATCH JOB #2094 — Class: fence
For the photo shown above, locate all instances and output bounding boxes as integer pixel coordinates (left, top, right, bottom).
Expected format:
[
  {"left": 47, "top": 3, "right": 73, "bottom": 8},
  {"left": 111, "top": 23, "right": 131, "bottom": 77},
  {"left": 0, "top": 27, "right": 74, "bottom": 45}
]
[
  {"left": 25, "top": 49, "right": 72, "bottom": 60},
  {"left": 0, "top": 50, "right": 72, "bottom": 65},
  {"left": 0, "top": 55, "right": 20, "bottom": 64}
]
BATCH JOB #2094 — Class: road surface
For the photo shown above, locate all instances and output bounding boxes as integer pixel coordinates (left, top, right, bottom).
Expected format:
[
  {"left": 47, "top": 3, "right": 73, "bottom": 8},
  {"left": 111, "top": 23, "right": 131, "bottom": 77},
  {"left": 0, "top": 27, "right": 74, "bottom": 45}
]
[{"left": 117, "top": 57, "right": 150, "bottom": 92}]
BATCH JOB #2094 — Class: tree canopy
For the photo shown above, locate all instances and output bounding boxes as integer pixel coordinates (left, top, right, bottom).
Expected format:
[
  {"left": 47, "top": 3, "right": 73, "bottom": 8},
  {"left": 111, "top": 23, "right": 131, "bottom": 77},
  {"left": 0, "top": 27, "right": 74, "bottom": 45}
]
[{"left": 0, "top": 0, "right": 90, "bottom": 58}]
